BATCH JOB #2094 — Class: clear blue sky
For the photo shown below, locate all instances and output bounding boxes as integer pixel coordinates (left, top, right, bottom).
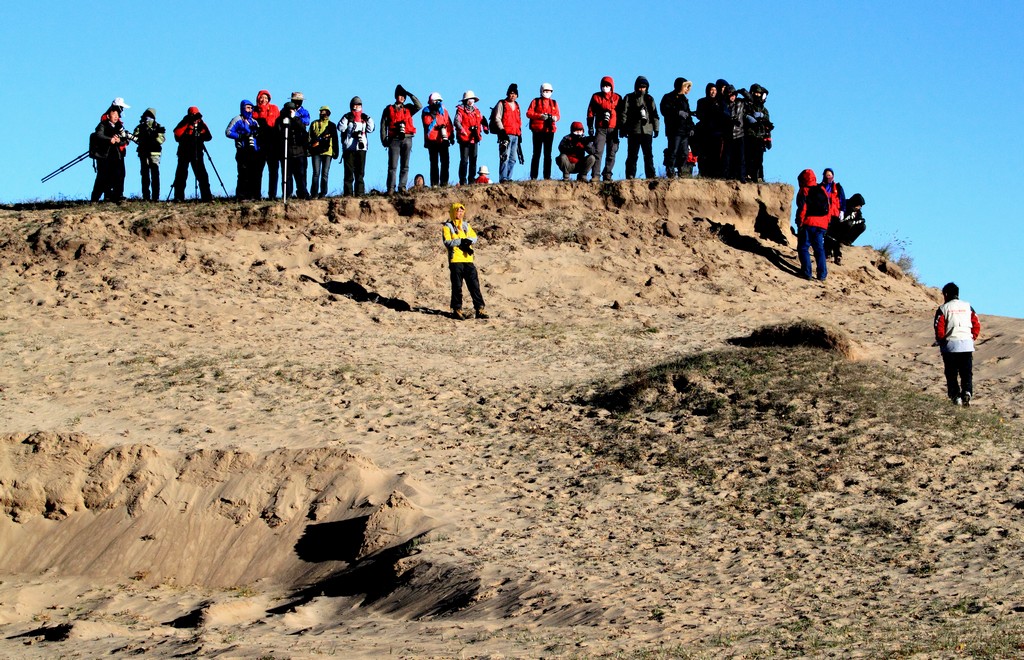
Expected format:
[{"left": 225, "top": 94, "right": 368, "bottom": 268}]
[{"left": 3, "top": 1, "right": 1021, "bottom": 318}]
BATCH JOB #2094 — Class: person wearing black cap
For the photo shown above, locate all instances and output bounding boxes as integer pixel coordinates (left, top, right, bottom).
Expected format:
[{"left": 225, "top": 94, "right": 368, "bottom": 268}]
[
  {"left": 933, "top": 283, "right": 981, "bottom": 406},
  {"left": 492, "top": 83, "right": 523, "bottom": 182},
  {"left": 339, "top": 96, "right": 375, "bottom": 196},
  {"left": 171, "top": 106, "right": 213, "bottom": 201},
  {"left": 617, "top": 76, "right": 660, "bottom": 179},
  {"left": 133, "top": 108, "right": 166, "bottom": 201},
  {"left": 660, "top": 78, "right": 694, "bottom": 178},
  {"left": 743, "top": 83, "right": 773, "bottom": 182},
  {"left": 556, "top": 122, "right": 597, "bottom": 181},
  {"left": 381, "top": 84, "right": 423, "bottom": 193}
]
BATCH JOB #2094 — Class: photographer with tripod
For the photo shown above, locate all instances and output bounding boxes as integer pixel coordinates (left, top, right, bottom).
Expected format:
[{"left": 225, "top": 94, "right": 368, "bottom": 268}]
[
  {"left": 172, "top": 106, "right": 213, "bottom": 202},
  {"left": 90, "top": 103, "right": 135, "bottom": 201}
]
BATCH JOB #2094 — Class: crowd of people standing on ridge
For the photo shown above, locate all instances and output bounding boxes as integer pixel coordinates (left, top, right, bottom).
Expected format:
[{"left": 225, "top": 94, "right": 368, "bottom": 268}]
[{"left": 84, "top": 75, "right": 775, "bottom": 202}]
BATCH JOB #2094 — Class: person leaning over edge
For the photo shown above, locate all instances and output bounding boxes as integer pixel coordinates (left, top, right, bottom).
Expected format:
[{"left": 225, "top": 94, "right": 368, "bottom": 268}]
[
  {"left": 934, "top": 282, "right": 981, "bottom": 406},
  {"left": 442, "top": 202, "right": 488, "bottom": 320}
]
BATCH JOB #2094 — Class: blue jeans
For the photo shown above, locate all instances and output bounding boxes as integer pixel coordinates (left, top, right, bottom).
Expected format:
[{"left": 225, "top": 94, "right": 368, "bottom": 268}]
[
  {"left": 798, "top": 224, "right": 827, "bottom": 280},
  {"left": 310, "top": 155, "right": 332, "bottom": 197},
  {"left": 499, "top": 134, "right": 519, "bottom": 182}
]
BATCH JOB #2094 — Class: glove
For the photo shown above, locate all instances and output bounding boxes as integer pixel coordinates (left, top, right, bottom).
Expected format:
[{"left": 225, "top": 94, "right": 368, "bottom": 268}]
[
  {"left": 678, "top": 110, "right": 689, "bottom": 120},
  {"left": 754, "top": 112, "right": 763, "bottom": 119},
  {"left": 497, "top": 130, "right": 508, "bottom": 142},
  {"left": 588, "top": 127, "right": 595, "bottom": 136},
  {"left": 653, "top": 130, "right": 659, "bottom": 139},
  {"left": 745, "top": 115, "right": 756, "bottom": 124},
  {"left": 459, "top": 238, "right": 473, "bottom": 249}
]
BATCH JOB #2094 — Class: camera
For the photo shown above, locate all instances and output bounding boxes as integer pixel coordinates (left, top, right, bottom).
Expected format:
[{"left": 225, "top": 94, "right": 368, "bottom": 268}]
[{"left": 395, "top": 121, "right": 406, "bottom": 135}]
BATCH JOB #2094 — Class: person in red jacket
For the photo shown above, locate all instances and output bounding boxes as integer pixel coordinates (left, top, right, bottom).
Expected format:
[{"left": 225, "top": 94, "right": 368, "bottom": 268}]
[
  {"left": 381, "top": 84, "right": 423, "bottom": 193},
  {"left": 492, "top": 83, "right": 523, "bottom": 182},
  {"left": 587, "top": 76, "right": 621, "bottom": 182},
  {"left": 933, "top": 282, "right": 981, "bottom": 405},
  {"left": 422, "top": 92, "right": 455, "bottom": 187},
  {"left": 455, "top": 90, "right": 488, "bottom": 185},
  {"left": 526, "top": 82, "right": 560, "bottom": 180},
  {"left": 171, "top": 106, "right": 213, "bottom": 201},
  {"left": 253, "top": 90, "right": 280, "bottom": 200},
  {"left": 795, "top": 168, "right": 831, "bottom": 281}
]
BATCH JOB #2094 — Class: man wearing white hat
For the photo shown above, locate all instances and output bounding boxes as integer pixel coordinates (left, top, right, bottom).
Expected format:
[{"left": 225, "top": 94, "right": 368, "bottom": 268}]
[{"left": 455, "top": 90, "right": 488, "bottom": 185}]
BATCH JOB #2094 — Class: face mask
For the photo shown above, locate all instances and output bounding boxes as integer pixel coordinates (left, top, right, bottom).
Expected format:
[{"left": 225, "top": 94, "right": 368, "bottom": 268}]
[
  {"left": 146, "top": 118, "right": 154, "bottom": 126},
  {"left": 601, "top": 85, "right": 611, "bottom": 93},
  {"left": 542, "top": 91, "right": 552, "bottom": 98}
]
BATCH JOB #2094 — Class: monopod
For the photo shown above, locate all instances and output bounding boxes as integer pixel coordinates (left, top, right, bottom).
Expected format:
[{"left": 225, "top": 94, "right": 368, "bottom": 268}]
[{"left": 42, "top": 151, "right": 89, "bottom": 183}]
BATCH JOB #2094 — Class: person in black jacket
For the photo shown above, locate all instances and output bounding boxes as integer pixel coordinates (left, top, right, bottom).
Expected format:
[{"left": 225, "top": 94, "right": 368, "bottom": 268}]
[
  {"left": 556, "top": 122, "right": 597, "bottom": 181},
  {"left": 308, "top": 106, "right": 339, "bottom": 198},
  {"left": 722, "top": 85, "right": 747, "bottom": 181},
  {"left": 743, "top": 83, "right": 773, "bottom": 183},
  {"left": 90, "top": 105, "right": 131, "bottom": 201},
  {"left": 279, "top": 102, "right": 309, "bottom": 199},
  {"left": 618, "top": 76, "right": 660, "bottom": 179},
  {"left": 133, "top": 109, "right": 165, "bottom": 200},
  {"left": 660, "top": 78, "right": 694, "bottom": 178},
  {"left": 693, "top": 83, "right": 724, "bottom": 177},
  {"left": 171, "top": 107, "right": 213, "bottom": 201}
]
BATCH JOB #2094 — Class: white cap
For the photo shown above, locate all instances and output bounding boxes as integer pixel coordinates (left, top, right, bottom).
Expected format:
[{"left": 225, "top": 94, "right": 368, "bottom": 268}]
[
  {"left": 429, "top": 92, "right": 443, "bottom": 103},
  {"left": 478, "top": 165, "right": 489, "bottom": 175},
  {"left": 540, "top": 82, "right": 553, "bottom": 93},
  {"left": 462, "top": 90, "right": 479, "bottom": 102},
  {"left": 111, "top": 97, "right": 130, "bottom": 110}
]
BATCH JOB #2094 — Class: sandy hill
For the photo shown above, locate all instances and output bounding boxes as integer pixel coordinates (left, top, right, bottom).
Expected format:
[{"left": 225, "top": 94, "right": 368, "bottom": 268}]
[{"left": 1, "top": 179, "right": 1023, "bottom": 658}]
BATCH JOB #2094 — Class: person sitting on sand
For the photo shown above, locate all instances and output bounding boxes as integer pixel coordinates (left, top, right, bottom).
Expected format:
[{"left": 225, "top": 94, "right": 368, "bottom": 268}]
[{"left": 442, "top": 202, "right": 488, "bottom": 320}]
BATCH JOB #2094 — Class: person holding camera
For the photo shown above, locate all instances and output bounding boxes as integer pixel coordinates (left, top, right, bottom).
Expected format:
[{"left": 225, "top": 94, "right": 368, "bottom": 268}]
[
  {"left": 556, "top": 122, "right": 597, "bottom": 182},
  {"left": 171, "top": 106, "right": 213, "bottom": 202},
  {"left": 442, "top": 202, "right": 487, "bottom": 320},
  {"left": 422, "top": 92, "right": 455, "bottom": 187},
  {"left": 90, "top": 103, "right": 133, "bottom": 202},
  {"left": 132, "top": 108, "right": 166, "bottom": 200},
  {"left": 278, "top": 102, "right": 309, "bottom": 200},
  {"left": 455, "top": 90, "right": 488, "bottom": 186},
  {"left": 225, "top": 99, "right": 262, "bottom": 200},
  {"left": 660, "top": 78, "right": 694, "bottom": 178},
  {"left": 339, "top": 96, "right": 375, "bottom": 196},
  {"left": 526, "top": 82, "right": 560, "bottom": 180},
  {"left": 618, "top": 76, "right": 660, "bottom": 180},
  {"left": 380, "top": 85, "right": 422, "bottom": 194},
  {"left": 587, "top": 76, "right": 621, "bottom": 182},
  {"left": 308, "top": 106, "right": 339, "bottom": 198}
]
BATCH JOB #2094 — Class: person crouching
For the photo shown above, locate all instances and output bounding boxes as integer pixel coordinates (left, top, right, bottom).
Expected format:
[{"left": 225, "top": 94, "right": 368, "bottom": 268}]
[{"left": 442, "top": 203, "right": 488, "bottom": 320}]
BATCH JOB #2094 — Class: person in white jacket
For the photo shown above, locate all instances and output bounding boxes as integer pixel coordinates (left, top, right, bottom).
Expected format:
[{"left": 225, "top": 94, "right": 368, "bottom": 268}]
[
  {"left": 933, "top": 282, "right": 981, "bottom": 405},
  {"left": 338, "top": 96, "right": 375, "bottom": 196}
]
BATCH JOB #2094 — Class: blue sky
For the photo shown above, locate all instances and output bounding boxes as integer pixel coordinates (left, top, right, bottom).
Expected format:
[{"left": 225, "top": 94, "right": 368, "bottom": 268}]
[{"left": 3, "top": 1, "right": 1021, "bottom": 318}]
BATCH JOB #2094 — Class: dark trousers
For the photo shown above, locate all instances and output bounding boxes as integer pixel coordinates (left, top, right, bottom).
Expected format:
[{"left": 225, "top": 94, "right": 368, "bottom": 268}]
[
  {"left": 140, "top": 155, "right": 160, "bottom": 200},
  {"left": 530, "top": 131, "right": 554, "bottom": 179},
  {"left": 664, "top": 131, "right": 691, "bottom": 176},
  {"left": 458, "top": 142, "right": 478, "bottom": 185},
  {"left": 343, "top": 150, "right": 367, "bottom": 195},
  {"left": 942, "top": 351, "right": 974, "bottom": 401},
  {"left": 745, "top": 138, "right": 765, "bottom": 182},
  {"left": 426, "top": 142, "right": 450, "bottom": 186},
  {"left": 310, "top": 155, "right": 332, "bottom": 197},
  {"left": 235, "top": 148, "right": 261, "bottom": 200},
  {"left": 625, "top": 133, "right": 655, "bottom": 179},
  {"left": 592, "top": 128, "right": 619, "bottom": 180},
  {"left": 449, "top": 262, "right": 485, "bottom": 312},
  {"left": 257, "top": 153, "right": 280, "bottom": 199},
  {"left": 173, "top": 154, "right": 212, "bottom": 201},
  {"left": 698, "top": 135, "right": 723, "bottom": 178},
  {"left": 386, "top": 136, "right": 413, "bottom": 192},
  {"left": 282, "top": 155, "right": 309, "bottom": 199},
  {"left": 92, "top": 157, "right": 125, "bottom": 201},
  {"left": 723, "top": 136, "right": 745, "bottom": 181}
]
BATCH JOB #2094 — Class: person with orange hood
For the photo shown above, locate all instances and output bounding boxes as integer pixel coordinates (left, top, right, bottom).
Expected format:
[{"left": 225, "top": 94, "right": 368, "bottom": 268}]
[
  {"left": 442, "top": 202, "right": 487, "bottom": 320},
  {"left": 587, "top": 76, "right": 621, "bottom": 182},
  {"left": 795, "top": 168, "right": 831, "bottom": 281},
  {"left": 253, "top": 90, "right": 280, "bottom": 199}
]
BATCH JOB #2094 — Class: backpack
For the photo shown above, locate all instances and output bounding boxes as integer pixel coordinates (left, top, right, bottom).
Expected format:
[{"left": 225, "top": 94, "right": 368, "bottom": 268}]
[
  {"left": 804, "top": 185, "right": 829, "bottom": 217},
  {"left": 488, "top": 101, "right": 502, "bottom": 134}
]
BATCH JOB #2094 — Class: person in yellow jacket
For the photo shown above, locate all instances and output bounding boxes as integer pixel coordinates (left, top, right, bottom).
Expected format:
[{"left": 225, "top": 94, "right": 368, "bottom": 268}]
[{"left": 442, "top": 202, "right": 488, "bottom": 320}]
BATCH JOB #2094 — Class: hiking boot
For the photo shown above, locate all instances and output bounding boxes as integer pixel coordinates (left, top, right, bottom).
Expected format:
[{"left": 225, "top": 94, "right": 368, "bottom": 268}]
[
  {"left": 953, "top": 396, "right": 963, "bottom": 406},
  {"left": 963, "top": 392, "right": 972, "bottom": 407},
  {"left": 834, "top": 255, "right": 842, "bottom": 265},
  {"left": 451, "top": 309, "right": 466, "bottom": 320},
  {"left": 475, "top": 308, "right": 489, "bottom": 319}
]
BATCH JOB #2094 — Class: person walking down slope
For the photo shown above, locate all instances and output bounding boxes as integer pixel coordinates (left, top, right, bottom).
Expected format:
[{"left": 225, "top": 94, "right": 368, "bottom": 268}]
[
  {"left": 422, "top": 92, "right": 455, "bottom": 187},
  {"left": 308, "top": 106, "right": 339, "bottom": 198},
  {"left": 660, "top": 77, "right": 694, "bottom": 178},
  {"left": 171, "top": 106, "right": 213, "bottom": 202},
  {"left": 225, "top": 99, "right": 262, "bottom": 200},
  {"left": 526, "top": 82, "right": 560, "bottom": 180},
  {"left": 618, "top": 76, "right": 660, "bottom": 180},
  {"left": 455, "top": 90, "right": 488, "bottom": 185},
  {"left": 795, "top": 168, "right": 830, "bottom": 282},
  {"left": 132, "top": 108, "right": 166, "bottom": 201},
  {"left": 442, "top": 202, "right": 488, "bottom": 320},
  {"left": 934, "top": 282, "right": 981, "bottom": 406},
  {"left": 338, "top": 96, "right": 375, "bottom": 196},
  {"left": 491, "top": 83, "right": 523, "bottom": 182},
  {"left": 587, "top": 76, "right": 621, "bottom": 182},
  {"left": 556, "top": 122, "right": 597, "bottom": 181},
  {"left": 381, "top": 84, "right": 423, "bottom": 193}
]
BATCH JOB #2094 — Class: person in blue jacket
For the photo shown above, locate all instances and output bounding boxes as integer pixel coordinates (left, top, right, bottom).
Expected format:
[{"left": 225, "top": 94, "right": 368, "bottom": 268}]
[{"left": 226, "top": 99, "right": 261, "bottom": 200}]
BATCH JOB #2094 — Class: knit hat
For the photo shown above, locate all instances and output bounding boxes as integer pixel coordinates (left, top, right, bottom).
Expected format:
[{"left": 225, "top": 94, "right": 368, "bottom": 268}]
[
  {"left": 187, "top": 106, "right": 201, "bottom": 118},
  {"left": 350, "top": 96, "right": 363, "bottom": 108},
  {"left": 507, "top": 83, "right": 518, "bottom": 96},
  {"left": 319, "top": 105, "right": 331, "bottom": 115},
  {"left": 675, "top": 77, "right": 690, "bottom": 92},
  {"left": 570, "top": 121, "right": 584, "bottom": 132},
  {"left": 635, "top": 76, "right": 650, "bottom": 90},
  {"left": 847, "top": 193, "right": 866, "bottom": 207},
  {"left": 395, "top": 84, "right": 408, "bottom": 98}
]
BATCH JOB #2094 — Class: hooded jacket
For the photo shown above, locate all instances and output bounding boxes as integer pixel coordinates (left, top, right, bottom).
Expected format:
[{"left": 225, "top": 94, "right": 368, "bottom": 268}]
[
  {"left": 442, "top": 203, "right": 478, "bottom": 264},
  {"left": 617, "top": 76, "right": 660, "bottom": 137},
  {"left": 226, "top": 100, "right": 260, "bottom": 151},
  {"left": 133, "top": 108, "right": 166, "bottom": 155},
  {"left": 795, "top": 169, "right": 830, "bottom": 229},
  {"left": 587, "top": 76, "right": 621, "bottom": 132},
  {"left": 659, "top": 78, "right": 693, "bottom": 135},
  {"left": 173, "top": 108, "right": 212, "bottom": 158},
  {"left": 253, "top": 90, "right": 280, "bottom": 128}
]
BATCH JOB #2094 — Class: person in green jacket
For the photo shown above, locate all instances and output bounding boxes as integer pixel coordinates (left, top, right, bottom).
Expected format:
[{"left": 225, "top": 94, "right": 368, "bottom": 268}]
[{"left": 308, "top": 106, "right": 339, "bottom": 198}]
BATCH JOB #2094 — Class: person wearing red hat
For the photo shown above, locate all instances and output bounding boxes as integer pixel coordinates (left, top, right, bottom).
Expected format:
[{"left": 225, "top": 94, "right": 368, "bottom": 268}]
[
  {"left": 587, "top": 76, "right": 621, "bottom": 182},
  {"left": 171, "top": 107, "right": 213, "bottom": 201},
  {"left": 556, "top": 122, "right": 597, "bottom": 182}
]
